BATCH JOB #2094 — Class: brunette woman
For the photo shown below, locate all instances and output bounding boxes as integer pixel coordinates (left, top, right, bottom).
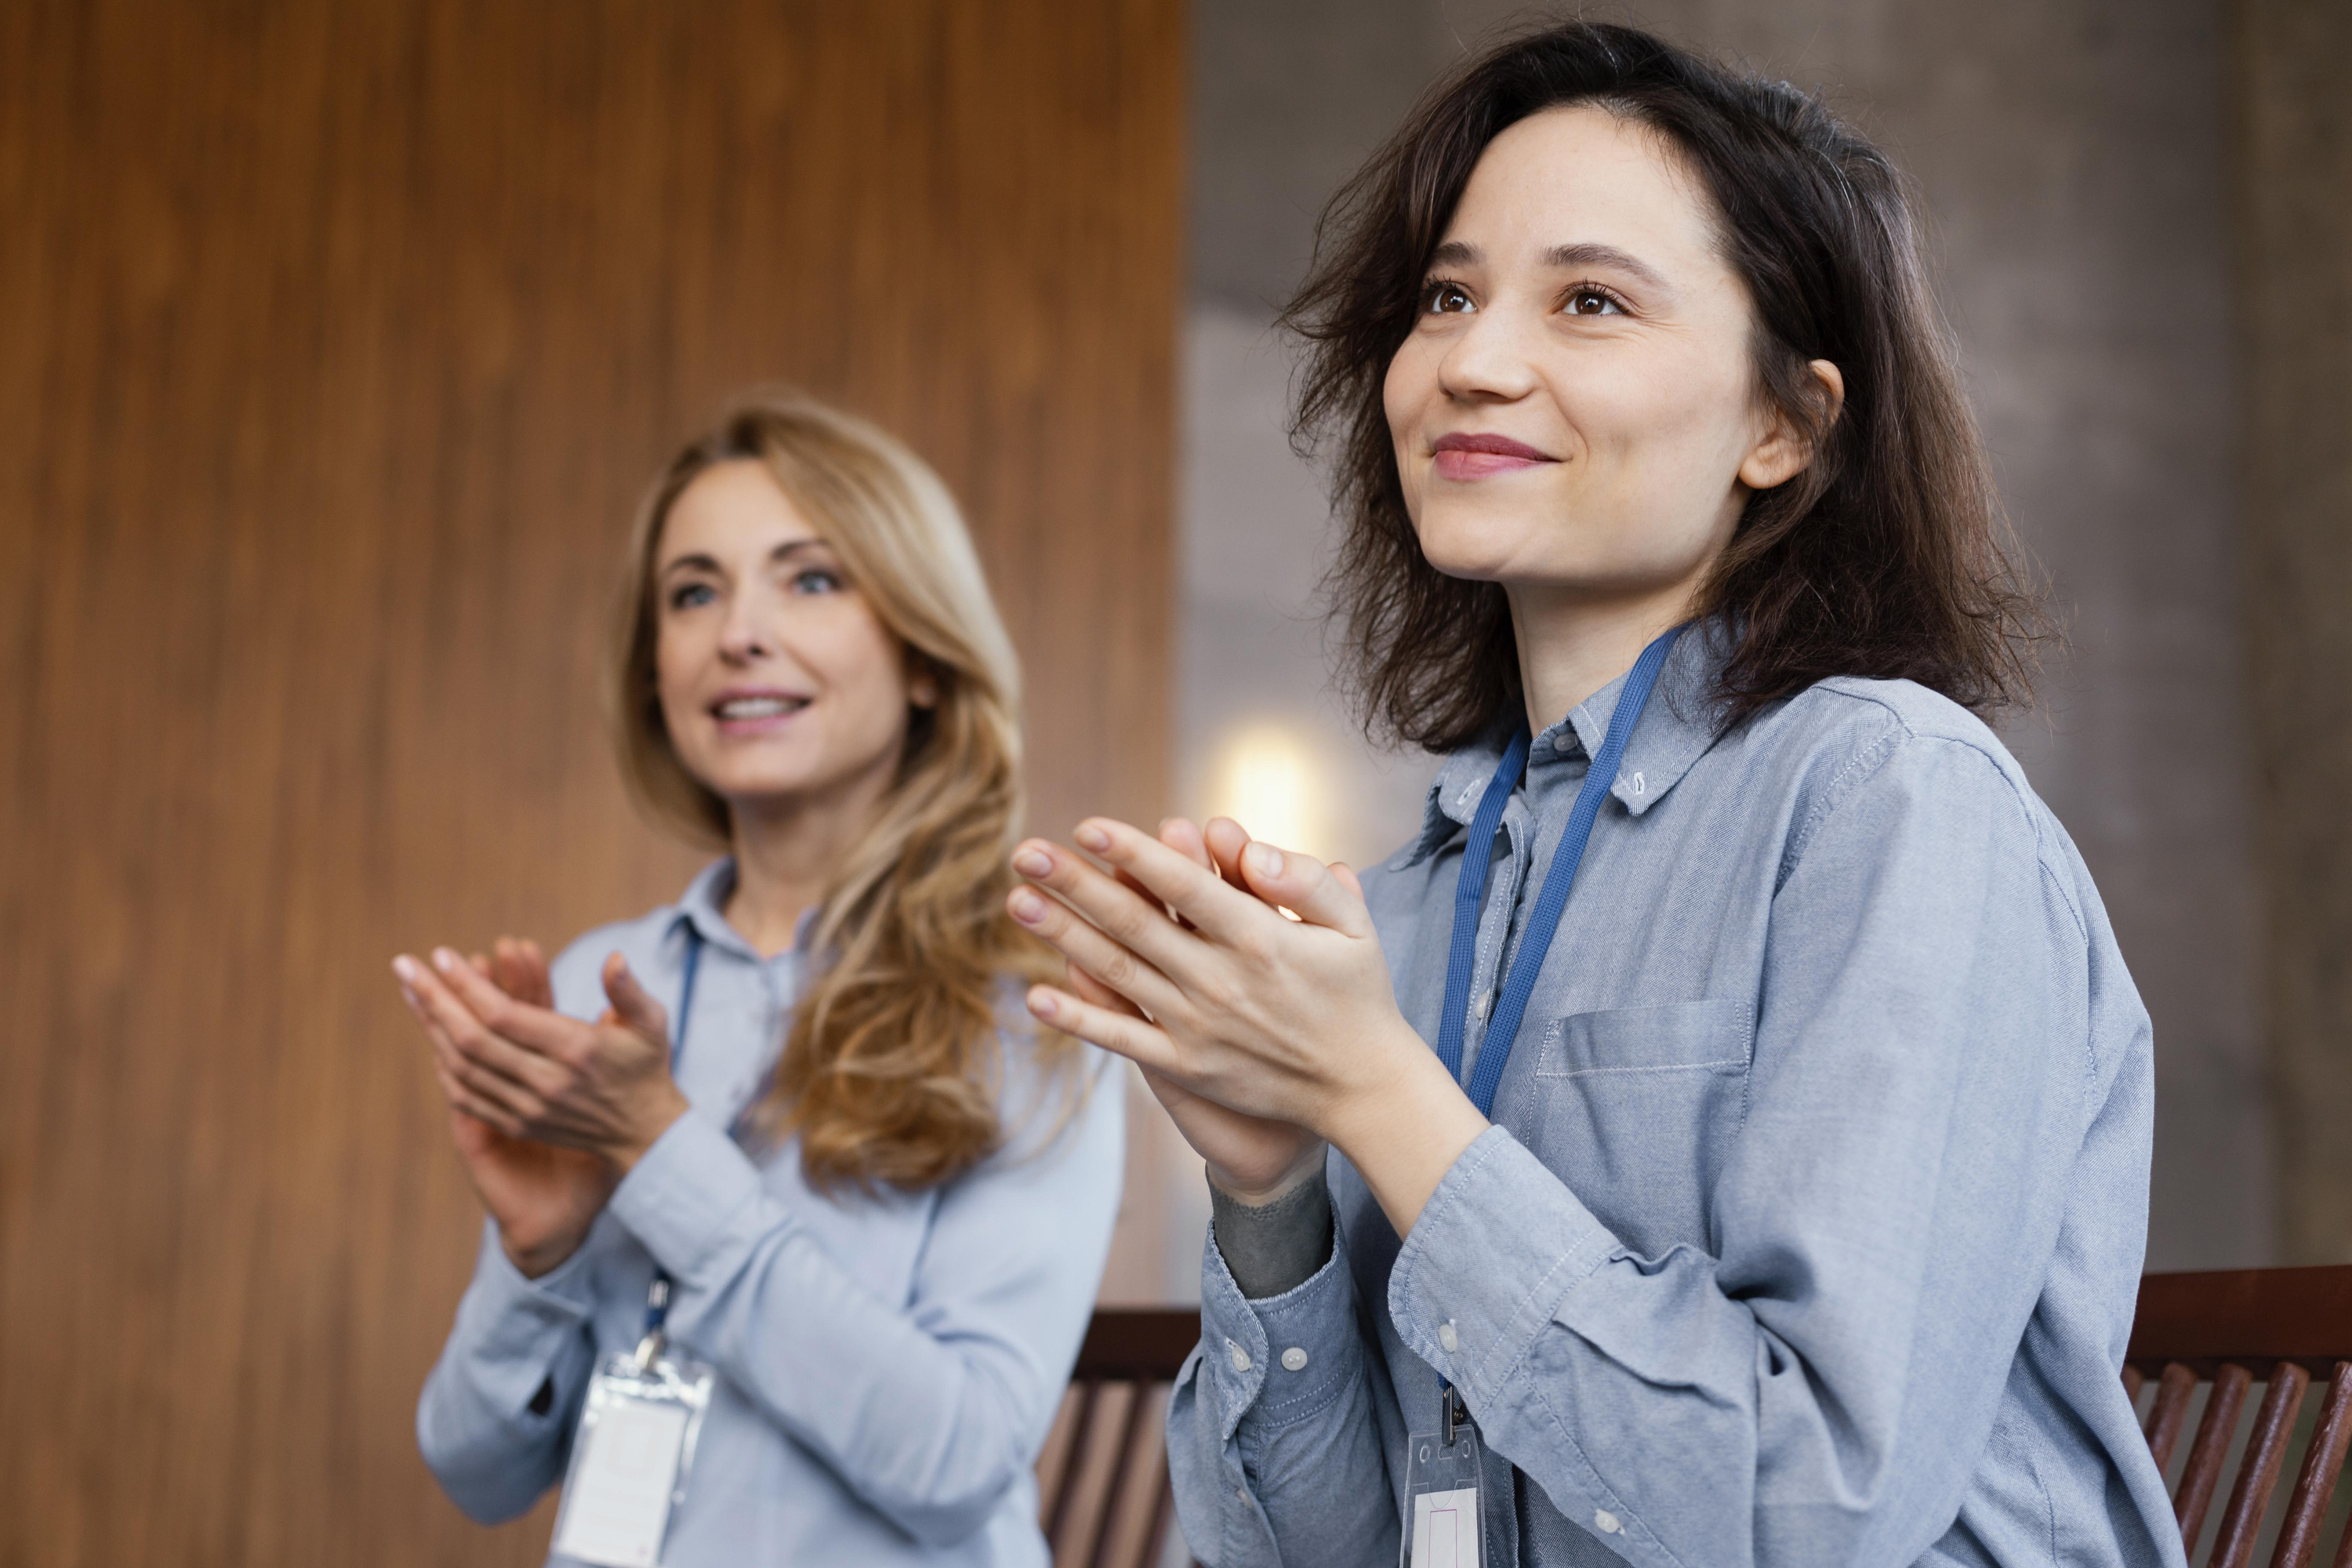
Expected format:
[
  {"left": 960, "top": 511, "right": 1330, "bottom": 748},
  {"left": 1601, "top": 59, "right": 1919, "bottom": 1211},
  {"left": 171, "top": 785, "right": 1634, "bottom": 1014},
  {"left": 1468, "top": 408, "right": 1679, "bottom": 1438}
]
[
  {"left": 1007, "top": 24, "right": 2178, "bottom": 1568},
  {"left": 396, "top": 394, "right": 1122, "bottom": 1566}
]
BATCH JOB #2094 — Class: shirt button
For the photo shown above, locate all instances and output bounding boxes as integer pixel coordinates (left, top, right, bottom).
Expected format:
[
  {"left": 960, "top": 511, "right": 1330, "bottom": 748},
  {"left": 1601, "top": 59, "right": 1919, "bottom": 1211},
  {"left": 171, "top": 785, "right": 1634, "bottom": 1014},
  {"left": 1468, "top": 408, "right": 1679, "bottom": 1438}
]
[
  {"left": 1628, "top": 771, "right": 1646, "bottom": 796},
  {"left": 1226, "top": 1339, "right": 1252, "bottom": 1372},
  {"left": 1438, "top": 1320, "right": 1459, "bottom": 1353},
  {"left": 1595, "top": 1509, "right": 1622, "bottom": 1534},
  {"left": 1472, "top": 989, "right": 1492, "bottom": 1020},
  {"left": 1237, "top": 1485, "right": 1251, "bottom": 1503},
  {"left": 1280, "top": 1346, "right": 1308, "bottom": 1372}
]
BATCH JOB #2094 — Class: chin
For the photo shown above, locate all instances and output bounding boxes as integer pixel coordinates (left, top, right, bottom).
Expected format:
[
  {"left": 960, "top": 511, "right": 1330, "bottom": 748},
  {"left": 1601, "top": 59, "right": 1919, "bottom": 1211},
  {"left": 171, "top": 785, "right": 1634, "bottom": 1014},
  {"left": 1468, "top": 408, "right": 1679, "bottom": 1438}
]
[{"left": 1412, "top": 508, "right": 1551, "bottom": 584}]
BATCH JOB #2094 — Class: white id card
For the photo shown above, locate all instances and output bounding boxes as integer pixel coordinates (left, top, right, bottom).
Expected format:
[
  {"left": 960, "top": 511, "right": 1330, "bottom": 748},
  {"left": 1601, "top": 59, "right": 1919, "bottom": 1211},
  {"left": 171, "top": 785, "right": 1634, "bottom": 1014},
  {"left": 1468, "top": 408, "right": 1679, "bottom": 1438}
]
[
  {"left": 551, "top": 1345, "right": 714, "bottom": 1568},
  {"left": 1402, "top": 1414, "right": 1486, "bottom": 1568}
]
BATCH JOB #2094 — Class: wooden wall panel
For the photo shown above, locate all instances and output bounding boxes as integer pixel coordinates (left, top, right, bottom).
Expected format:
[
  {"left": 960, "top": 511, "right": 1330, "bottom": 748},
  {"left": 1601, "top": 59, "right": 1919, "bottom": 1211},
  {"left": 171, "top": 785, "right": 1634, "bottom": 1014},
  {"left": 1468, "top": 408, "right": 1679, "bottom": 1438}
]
[{"left": 0, "top": 2, "right": 1181, "bottom": 1563}]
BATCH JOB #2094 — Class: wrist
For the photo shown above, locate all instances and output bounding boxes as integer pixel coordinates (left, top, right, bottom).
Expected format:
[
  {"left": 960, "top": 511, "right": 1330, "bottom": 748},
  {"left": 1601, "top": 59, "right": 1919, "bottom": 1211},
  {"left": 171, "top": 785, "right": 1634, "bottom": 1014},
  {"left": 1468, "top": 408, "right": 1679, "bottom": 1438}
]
[
  {"left": 1206, "top": 1141, "right": 1328, "bottom": 1207},
  {"left": 1316, "top": 1021, "right": 1449, "bottom": 1152},
  {"left": 604, "top": 1083, "right": 690, "bottom": 1175},
  {"left": 503, "top": 1230, "right": 585, "bottom": 1280},
  {"left": 1318, "top": 1028, "right": 1488, "bottom": 1237}
]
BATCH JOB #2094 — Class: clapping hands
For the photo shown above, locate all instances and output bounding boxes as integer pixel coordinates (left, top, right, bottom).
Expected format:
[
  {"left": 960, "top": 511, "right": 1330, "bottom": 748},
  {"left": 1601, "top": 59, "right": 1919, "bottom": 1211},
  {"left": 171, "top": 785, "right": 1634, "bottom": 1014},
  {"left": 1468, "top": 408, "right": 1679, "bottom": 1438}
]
[
  {"left": 393, "top": 938, "right": 688, "bottom": 1276},
  {"left": 1007, "top": 815, "right": 1488, "bottom": 1232}
]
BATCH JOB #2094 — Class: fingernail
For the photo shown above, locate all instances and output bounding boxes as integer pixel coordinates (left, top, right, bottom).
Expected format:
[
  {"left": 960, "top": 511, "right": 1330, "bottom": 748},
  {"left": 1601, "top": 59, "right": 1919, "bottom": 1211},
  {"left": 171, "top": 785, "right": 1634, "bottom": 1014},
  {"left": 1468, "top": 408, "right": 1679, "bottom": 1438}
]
[
  {"left": 1244, "top": 840, "right": 1283, "bottom": 878},
  {"left": 1027, "top": 986, "right": 1059, "bottom": 1018},
  {"left": 1009, "top": 888, "right": 1047, "bottom": 924},
  {"left": 431, "top": 948, "right": 458, "bottom": 973},
  {"left": 392, "top": 955, "right": 419, "bottom": 983},
  {"left": 1013, "top": 848, "right": 1052, "bottom": 878},
  {"left": 1075, "top": 822, "right": 1110, "bottom": 852}
]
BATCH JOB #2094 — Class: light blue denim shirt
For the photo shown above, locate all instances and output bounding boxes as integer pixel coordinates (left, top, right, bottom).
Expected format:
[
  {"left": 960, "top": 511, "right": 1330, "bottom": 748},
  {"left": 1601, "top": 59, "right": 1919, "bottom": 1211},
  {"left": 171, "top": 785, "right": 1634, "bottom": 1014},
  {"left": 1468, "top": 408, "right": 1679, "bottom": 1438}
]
[
  {"left": 1170, "top": 626, "right": 2181, "bottom": 1568},
  {"left": 416, "top": 861, "right": 1126, "bottom": 1566}
]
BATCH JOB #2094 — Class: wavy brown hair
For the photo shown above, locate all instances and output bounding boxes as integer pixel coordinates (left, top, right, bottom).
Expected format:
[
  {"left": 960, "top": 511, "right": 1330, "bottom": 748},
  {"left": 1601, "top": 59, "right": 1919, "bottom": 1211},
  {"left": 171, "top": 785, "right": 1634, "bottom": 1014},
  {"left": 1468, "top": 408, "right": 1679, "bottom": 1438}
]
[
  {"left": 612, "top": 392, "right": 1075, "bottom": 1193},
  {"left": 1288, "top": 20, "right": 2045, "bottom": 750}
]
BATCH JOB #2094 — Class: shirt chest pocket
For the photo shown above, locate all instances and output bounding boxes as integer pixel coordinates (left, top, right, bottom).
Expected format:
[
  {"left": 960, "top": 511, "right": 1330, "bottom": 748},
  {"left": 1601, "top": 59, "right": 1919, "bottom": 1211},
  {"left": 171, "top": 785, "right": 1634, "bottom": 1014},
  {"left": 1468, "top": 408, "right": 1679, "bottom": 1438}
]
[{"left": 1521, "top": 998, "right": 1753, "bottom": 1254}]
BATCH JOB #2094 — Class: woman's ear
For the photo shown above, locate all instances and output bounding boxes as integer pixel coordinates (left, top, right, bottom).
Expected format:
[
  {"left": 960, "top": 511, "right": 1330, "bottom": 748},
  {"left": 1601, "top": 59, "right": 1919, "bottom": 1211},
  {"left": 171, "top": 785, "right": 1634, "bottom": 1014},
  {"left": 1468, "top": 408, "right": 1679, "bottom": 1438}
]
[
  {"left": 1738, "top": 359, "right": 1846, "bottom": 492},
  {"left": 907, "top": 655, "right": 941, "bottom": 710}
]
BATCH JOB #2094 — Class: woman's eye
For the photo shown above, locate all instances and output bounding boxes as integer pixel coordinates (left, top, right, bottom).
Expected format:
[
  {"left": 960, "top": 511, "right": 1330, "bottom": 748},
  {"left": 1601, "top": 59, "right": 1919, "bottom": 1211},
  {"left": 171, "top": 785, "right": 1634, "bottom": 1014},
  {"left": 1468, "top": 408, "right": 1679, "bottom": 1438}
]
[
  {"left": 668, "top": 583, "right": 717, "bottom": 611},
  {"left": 1565, "top": 287, "right": 1623, "bottom": 317},
  {"left": 790, "top": 568, "right": 843, "bottom": 595},
  {"left": 1421, "top": 280, "right": 1475, "bottom": 315}
]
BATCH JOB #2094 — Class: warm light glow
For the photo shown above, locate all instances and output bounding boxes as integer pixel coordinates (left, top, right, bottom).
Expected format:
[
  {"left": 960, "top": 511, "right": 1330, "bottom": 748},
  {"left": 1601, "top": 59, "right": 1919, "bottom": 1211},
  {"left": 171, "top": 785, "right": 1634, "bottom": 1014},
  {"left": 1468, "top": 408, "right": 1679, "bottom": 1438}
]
[{"left": 1203, "top": 721, "right": 1330, "bottom": 863}]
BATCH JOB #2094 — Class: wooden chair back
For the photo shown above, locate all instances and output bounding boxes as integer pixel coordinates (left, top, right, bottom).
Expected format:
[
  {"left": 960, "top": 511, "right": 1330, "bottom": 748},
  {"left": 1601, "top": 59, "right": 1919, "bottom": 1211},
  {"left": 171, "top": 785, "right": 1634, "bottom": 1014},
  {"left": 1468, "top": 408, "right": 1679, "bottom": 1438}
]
[
  {"left": 1040, "top": 1308, "right": 1203, "bottom": 1568},
  {"left": 2127, "top": 1266, "right": 2352, "bottom": 1567}
]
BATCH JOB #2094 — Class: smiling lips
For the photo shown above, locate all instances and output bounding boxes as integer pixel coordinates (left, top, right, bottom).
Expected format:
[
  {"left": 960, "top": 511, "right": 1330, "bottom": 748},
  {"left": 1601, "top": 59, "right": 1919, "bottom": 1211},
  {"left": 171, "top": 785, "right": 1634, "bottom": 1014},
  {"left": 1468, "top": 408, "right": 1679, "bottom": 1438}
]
[
  {"left": 712, "top": 689, "right": 811, "bottom": 731},
  {"left": 1431, "top": 430, "right": 1557, "bottom": 481}
]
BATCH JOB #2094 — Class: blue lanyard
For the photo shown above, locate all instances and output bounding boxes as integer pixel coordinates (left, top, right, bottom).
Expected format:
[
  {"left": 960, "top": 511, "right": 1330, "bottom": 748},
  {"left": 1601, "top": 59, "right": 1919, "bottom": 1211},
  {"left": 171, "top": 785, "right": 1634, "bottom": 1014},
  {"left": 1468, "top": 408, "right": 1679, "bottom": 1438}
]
[
  {"left": 1436, "top": 625, "right": 1685, "bottom": 1117},
  {"left": 642, "top": 926, "right": 704, "bottom": 1336},
  {"left": 672, "top": 926, "right": 702, "bottom": 1066}
]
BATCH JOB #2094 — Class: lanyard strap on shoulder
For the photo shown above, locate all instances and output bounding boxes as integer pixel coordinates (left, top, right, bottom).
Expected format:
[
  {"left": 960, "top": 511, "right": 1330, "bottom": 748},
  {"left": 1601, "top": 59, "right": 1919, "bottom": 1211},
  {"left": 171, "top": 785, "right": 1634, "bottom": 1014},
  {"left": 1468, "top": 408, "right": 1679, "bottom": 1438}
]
[
  {"left": 644, "top": 923, "right": 705, "bottom": 1337},
  {"left": 1437, "top": 625, "right": 1686, "bottom": 1117}
]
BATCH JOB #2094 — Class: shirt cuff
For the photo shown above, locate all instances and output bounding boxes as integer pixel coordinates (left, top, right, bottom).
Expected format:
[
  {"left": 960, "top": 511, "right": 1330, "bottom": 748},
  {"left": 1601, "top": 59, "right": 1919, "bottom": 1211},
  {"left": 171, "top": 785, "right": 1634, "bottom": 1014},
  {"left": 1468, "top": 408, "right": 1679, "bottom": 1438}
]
[
  {"left": 452, "top": 1223, "right": 596, "bottom": 1417},
  {"left": 1199, "top": 1210, "right": 1364, "bottom": 1439},
  {"left": 605, "top": 1108, "right": 771, "bottom": 1283},
  {"left": 1386, "top": 1126, "right": 1619, "bottom": 1410}
]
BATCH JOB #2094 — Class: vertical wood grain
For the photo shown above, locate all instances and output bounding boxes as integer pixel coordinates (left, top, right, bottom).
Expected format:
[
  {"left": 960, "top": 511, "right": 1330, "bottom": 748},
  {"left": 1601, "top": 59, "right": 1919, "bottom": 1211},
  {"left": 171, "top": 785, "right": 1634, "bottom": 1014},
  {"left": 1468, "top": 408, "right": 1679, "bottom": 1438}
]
[
  {"left": 0, "top": 2, "right": 1182, "bottom": 1564},
  {"left": 2273, "top": 1367, "right": 2352, "bottom": 1568},
  {"left": 2179, "top": 1363, "right": 2256, "bottom": 1552},
  {"left": 2209, "top": 1362, "right": 2308, "bottom": 1568}
]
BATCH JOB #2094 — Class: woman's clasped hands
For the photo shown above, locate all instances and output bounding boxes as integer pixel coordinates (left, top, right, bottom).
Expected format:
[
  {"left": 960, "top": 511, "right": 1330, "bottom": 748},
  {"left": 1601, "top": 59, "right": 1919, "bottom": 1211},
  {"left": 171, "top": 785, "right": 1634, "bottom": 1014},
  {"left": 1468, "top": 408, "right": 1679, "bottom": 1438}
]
[
  {"left": 393, "top": 939, "right": 689, "bottom": 1276},
  {"left": 1007, "top": 816, "right": 1491, "bottom": 1233}
]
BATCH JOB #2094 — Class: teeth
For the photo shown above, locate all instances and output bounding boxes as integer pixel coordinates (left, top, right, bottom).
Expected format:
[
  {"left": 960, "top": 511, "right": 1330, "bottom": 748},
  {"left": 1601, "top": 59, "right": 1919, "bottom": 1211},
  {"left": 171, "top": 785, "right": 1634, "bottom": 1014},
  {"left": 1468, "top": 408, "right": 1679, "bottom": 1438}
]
[{"left": 718, "top": 698, "right": 801, "bottom": 719}]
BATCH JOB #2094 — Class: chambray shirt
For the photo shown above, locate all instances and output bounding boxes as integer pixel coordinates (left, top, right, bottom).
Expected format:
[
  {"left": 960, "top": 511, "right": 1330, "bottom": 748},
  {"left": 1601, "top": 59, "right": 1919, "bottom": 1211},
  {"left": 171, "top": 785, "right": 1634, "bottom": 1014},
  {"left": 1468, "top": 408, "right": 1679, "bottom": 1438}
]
[
  {"left": 416, "top": 861, "right": 1126, "bottom": 1566},
  {"left": 1169, "top": 626, "right": 2182, "bottom": 1568}
]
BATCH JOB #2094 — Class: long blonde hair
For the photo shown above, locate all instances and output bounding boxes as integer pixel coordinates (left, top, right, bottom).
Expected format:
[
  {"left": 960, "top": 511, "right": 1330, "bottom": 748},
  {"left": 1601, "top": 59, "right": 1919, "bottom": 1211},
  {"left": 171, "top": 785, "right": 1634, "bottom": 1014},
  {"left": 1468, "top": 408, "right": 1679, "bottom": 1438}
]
[{"left": 612, "top": 391, "right": 1072, "bottom": 1192}]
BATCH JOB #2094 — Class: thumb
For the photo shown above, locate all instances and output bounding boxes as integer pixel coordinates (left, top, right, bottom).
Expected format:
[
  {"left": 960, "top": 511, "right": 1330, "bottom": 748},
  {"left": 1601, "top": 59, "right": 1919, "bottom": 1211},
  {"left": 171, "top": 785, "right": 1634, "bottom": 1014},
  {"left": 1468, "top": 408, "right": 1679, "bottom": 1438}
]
[
  {"left": 601, "top": 953, "right": 671, "bottom": 1044},
  {"left": 1237, "top": 840, "right": 1372, "bottom": 936}
]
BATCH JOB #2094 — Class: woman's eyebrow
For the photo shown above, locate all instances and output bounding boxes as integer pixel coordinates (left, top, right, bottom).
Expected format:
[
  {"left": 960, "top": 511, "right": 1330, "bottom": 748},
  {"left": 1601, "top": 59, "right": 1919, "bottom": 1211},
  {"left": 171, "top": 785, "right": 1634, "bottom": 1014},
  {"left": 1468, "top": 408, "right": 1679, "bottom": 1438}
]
[
  {"left": 659, "top": 539, "right": 830, "bottom": 578},
  {"left": 1544, "top": 241, "right": 1669, "bottom": 292},
  {"left": 659, "top": 550, "right": 723, "bottom": 578}
]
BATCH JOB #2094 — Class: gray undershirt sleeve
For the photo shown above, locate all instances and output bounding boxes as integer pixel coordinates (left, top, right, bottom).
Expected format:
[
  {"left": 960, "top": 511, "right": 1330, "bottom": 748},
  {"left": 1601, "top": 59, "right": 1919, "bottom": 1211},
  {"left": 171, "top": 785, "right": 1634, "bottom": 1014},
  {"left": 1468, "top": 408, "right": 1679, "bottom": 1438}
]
[{"left": 1207, "top": 1166, "right": 1335, "bottom": 1300}]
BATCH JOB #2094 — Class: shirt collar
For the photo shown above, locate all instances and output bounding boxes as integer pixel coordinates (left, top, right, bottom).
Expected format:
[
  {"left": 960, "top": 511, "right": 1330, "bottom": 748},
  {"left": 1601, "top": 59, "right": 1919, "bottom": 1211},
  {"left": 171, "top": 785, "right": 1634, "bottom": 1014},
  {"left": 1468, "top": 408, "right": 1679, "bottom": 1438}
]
[
  {"left": 663, "top": 857, "right": 818, "bottom": 961},
  {"left": 1395, "top": 619, "right": 1730, "bottom": 868}
]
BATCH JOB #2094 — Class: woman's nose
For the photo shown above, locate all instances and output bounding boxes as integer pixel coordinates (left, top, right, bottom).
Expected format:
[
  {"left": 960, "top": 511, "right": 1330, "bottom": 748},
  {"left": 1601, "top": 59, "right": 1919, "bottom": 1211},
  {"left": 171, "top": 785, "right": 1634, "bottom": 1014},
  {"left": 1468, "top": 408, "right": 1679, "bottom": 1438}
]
[
  {"left": 717, "top": 607, "right": 771, "bottom": 660},
  {"left": 1437, "top": 303, "right": 1541, "bottom": 402}
]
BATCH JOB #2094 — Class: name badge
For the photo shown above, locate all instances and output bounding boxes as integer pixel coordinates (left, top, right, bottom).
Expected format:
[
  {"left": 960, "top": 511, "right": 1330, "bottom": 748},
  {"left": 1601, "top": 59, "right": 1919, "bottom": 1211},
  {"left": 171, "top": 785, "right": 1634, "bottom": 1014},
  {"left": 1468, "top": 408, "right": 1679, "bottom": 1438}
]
[
  {"left": 1403, "top": 1387, "right": 1485, "bottom": 1568},
  {"left": 551, "top": 1342, "right": 714, "bottom": 1567}
]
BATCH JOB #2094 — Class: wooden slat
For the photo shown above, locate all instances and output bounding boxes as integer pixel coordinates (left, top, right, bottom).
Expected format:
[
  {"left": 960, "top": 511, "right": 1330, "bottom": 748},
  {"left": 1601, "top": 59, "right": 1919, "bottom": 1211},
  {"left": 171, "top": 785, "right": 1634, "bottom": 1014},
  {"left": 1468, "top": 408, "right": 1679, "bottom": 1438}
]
[
  {"left": 1087, "top": 1380, "right": 1160, "bottom": 1568},
  {"left": 1074, "top": 1308, "right": 1203, "bottom": 1381},
  {"left": 2132, "top": 1269, "right": 2352, "bottom": 1381},
  {"left": 1047, "top": 1379, "right": 1105, "bottom": 1555},
  {"left": 2151, "top": 1363, "right": 2202, "bottom": 1475},
  {"left": 2210, "top": 1363, "right": 2309, "bottom": 1568},
  {"left": 2178, "top": 1363, "right": 2255, "bottom": 1551},
  {"left": 2271, "top": 1366, "right": 2352, "bottom": 1568}
]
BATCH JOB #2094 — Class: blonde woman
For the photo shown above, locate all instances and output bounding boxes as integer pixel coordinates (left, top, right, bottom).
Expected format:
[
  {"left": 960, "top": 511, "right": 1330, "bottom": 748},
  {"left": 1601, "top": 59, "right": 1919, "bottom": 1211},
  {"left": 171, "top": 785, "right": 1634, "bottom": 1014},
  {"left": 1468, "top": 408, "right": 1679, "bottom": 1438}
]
[{"left": 394, "top": 394, "right": 1123, "bottom": 1566}]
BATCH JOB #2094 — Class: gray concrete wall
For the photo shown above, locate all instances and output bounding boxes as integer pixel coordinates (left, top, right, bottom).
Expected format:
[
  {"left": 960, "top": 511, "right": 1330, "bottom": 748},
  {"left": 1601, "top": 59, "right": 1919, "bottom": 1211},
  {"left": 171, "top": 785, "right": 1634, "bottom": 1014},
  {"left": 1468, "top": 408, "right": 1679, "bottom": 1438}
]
[
  {"left": 2236, "top": 0, "right": 2352, "bottom": 1267},
  {"left": 1180, "top": 0, "right": 2265, "bottom": 1272}
]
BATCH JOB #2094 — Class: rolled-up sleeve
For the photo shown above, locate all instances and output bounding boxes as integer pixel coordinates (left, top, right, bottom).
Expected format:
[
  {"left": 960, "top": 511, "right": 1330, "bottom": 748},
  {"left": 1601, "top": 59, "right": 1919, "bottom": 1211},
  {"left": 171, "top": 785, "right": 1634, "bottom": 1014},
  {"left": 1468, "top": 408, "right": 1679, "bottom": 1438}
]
[
  {"left": 1388, "top": 735, "right": 2102, "bottom": 1567},
  {"left": 416, "top": 1221, "right": 601, "bottom": 1523},
  {"left": 1170, "top": 1203, "right": 1397, "bottom": 1567},
  {"left": 607, "top": 1047, "right": 1125, "bottom": 1548}
]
